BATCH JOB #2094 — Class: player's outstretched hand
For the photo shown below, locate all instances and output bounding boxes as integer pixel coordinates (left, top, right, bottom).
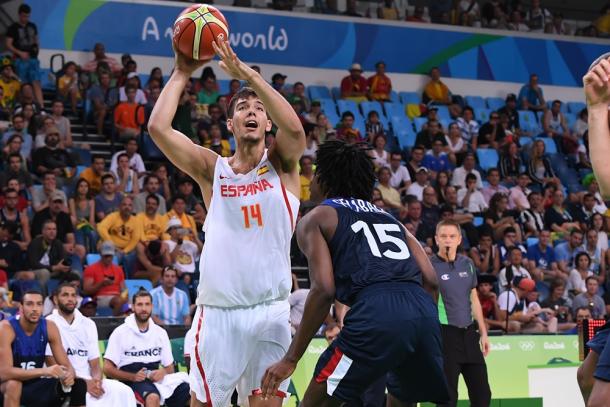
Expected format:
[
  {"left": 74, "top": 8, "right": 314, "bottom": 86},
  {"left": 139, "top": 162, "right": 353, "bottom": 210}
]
[
  {"left": 213, "top": 38, "right": 256, "bottom": 82},
  {"left": 261, "top": 358, "right": 296, "bottom": 400},
  {"left": 173, "top": 43, "right": 209, "bottom": 76},
  {"left": 583, "top": 55, "right": 610, "bottom": 108}
]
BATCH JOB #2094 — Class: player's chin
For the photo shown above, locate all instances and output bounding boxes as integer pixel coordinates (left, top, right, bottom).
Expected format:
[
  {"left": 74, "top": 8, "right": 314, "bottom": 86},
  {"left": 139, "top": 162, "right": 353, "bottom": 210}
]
[{"left": 237, "top": 130, "right": 265, "bottom": 143}]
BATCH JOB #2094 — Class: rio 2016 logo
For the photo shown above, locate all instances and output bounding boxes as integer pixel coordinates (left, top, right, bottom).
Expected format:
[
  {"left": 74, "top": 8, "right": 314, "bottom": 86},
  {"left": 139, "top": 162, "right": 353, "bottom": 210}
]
[{"left": 519, "top": 341, "right": 535, "bottom": 351}]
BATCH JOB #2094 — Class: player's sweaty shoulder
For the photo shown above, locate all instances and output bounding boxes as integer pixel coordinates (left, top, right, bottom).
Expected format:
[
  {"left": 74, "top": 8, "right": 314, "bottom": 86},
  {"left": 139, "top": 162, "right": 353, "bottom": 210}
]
[{"left": 299, "top": 205, "right": 338, "bottom": 242}]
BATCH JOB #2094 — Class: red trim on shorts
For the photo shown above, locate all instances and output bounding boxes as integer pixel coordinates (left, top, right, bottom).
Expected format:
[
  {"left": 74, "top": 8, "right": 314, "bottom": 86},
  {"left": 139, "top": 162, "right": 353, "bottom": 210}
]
[
  {"left": 315, "top": 346, "right": 344, "bottom": 383},
  {"left": 251, "top": 389, "right": 288, "bottom": 398},
  {"left": 134, "top": 392, "right": 146, "bottom": 405},
  {"left": 280, "top": 183, "right": 295, "bottom": 232},
  {"left": 194, "top": 306, "right": 213, "bottom": 406}
]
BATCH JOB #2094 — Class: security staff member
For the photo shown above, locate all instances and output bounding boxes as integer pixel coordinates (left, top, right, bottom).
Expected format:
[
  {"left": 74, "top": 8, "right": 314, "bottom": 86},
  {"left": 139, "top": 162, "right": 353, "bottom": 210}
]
[{"left": 432, "top": 220, "right": 492, "bottom": 407}]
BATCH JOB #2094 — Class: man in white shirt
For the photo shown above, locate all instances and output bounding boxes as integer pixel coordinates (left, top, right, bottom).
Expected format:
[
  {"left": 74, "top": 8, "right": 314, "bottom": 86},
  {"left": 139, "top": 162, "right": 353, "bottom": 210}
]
[
  {"left": 150, "top": 266, "right": 191, "bottom": 326},
  {"left": 388, "top": 152, "right": 411, "bottom": 194},
  {"left": 457, "top": 106, "right": 479, "bottom": 143},
  {"left": 109, "top": 137, "right": 146, "bottom": 178},
  {"left": 103, "top": 291, "right": 190, "bottom": 407},
  {"left": 451, "top": 153, "right": 483, "bottom": 190},
  {"left": 406, "top": 167, "right": 430, "bottom": 201},
  {"left": 457, "top": 173, "right": 488, "bottom": 214},
  {"left": 498, "top": 246, "right": 532, "bottom": 292},
  {"left": 164, "top": 217, "right": 200, "bottom": 284},
  {"left": 119, "top": 72, "right": 148, "bottom": 105},
  {"left": 46, "top": 283, "right": 137, "bottom": 407}
]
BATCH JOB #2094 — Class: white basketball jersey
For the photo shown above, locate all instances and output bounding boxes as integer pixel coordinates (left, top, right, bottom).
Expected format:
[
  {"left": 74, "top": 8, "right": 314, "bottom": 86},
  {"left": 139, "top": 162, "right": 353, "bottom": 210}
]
[{"left": 197, "top": 150, "right": 300, "bottom": 307}]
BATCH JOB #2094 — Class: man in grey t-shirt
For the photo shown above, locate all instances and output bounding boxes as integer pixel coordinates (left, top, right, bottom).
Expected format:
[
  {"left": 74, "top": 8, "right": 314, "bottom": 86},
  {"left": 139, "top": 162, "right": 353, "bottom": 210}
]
[{"left": 432, "top": 220, "right": 491, "bottom": 407}]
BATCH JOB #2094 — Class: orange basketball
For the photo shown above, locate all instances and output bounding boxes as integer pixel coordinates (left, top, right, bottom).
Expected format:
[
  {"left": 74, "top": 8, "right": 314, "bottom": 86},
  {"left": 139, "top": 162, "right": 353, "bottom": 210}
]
[{"left": 172, "top": 4, "right": 229, "bottom": 61}]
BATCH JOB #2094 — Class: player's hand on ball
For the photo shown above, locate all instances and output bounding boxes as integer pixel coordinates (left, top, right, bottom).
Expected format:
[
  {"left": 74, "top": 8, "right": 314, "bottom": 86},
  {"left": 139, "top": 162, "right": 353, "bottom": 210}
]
[
  {"left": 174, "top": 44, "right": 210, "bottom": 76},
  {"left": 213, "top": 38, "right": 255, "bottom": 82},
  {"left": 261, "top": 358, "right": 296, "bottom": 400},
  {"left": 583, "top": 56, "right": 610, "bottom": 108}
]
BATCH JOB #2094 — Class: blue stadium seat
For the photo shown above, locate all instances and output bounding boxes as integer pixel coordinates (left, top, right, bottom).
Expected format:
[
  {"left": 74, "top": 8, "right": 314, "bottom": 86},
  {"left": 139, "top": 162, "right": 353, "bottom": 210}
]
[
  {"left": 125, "top": 279, "right": 154, "bottom": 299},
  {"left": 390, "top": 116, "right": 412, "bottom": 132},
  {"left": 331, "top": 87, "right": 341, "bottom": 100},
  {"left": 141, "top": 132, "right": 164, "bottom": 160},
  {"left": 486, "top": 97, "right": 504, "bottom": 111},
  {"left": 308, "top": 85, "right": 331, "bottom": 101},
  {"left": 75, "top": 165, "right": 87, "bottom": 178},
  {"left": 413, "top": 117, "right": 427, "bottom": 132},
  {"left": 318, "top": 98, "right": 338, "bottom": 116},
  {"left": 360, "top": 101, "right": 384, "bottom": 119},
  {"left": 476, "top": 149, "right": 499, "bottom": 171},
  {"left": 518, "top": 110, "right": 541, "bottom": 134},
  {"left": 435, "top": 105, "right": 451, "bottom": 123},
  {"left": 526, "top": 237, "right": 539, "bottom": 247},
  {"left": 353, "top": 117, "right": 366, "bottom": 136},
  {"left": 97, "top": 306, "right": 113, "bottom": 317},
  {"left": 389, "top": 91, "right": 400, "bottom": 103},
  {"left": 395, "top": 128, "right": 416, "bottom": 150},
  {"left": 473, "top": 217, "right": 484, "bottom": 227},
  {"left": 464, "top": 95, "right": 486, "bottom": 109},
  {"left": 384, "top": 102, "right": 406, "bottom": 120},
  {"left": 567, "top": 101, "right": 586, "bottom": 114},
  {"left": 535, "top": 137, "right": 557, "bottom": 154},
  {"left": 337, "top": 99, "right": 360, "bottom": 117},
  {"left": 520, "top": 136, "right": 533, "bottom": 147},
  {"left": 474, "top": 108, "right": 491, "bottom": 123},
  {"left": 47, "top": 279, "right": 60, "bottom": 296},
  {"left": 217, "top": 79, "right": 230, "bottom": 95},
  {"left": 564, "top": 113, "right": 576, "bottom": 130},
  {"left": 40, "top": 68, "right": 55, "bottom": 91},
  {"left": 399, "top": 91, "right": 420, "bottom": 105}
]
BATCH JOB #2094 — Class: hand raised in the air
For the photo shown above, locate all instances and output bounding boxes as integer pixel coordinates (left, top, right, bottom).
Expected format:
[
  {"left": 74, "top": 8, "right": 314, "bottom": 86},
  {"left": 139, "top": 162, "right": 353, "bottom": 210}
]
[
  {"left": 583, "top": 55, "right": 610, "bottom": 109},
  {"left": 213, "top": 37, "right": 256, "bottom": 82},
  {"left": 173, "top": 43, "right": 210, "bottom": 76}
]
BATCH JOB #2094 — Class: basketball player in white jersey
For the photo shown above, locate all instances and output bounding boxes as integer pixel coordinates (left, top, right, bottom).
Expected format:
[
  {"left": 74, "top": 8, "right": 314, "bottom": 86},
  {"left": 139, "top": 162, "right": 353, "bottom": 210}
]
[
  {"left": 148, "top": 38, "right": 305, "bottom": 407},
  {"left": 46, "top": 283, "right": 137, "bottom": 407}
]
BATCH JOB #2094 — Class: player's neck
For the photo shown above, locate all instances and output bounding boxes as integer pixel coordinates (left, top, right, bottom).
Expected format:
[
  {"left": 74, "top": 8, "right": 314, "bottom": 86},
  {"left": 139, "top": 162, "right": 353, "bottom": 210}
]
[
  {"left": 230, "top": 142, "right": 265, "bottom": 172},
  {"left": 19, "top": 318, "right": 38, "bottom": 335},
  {"left": 59, "top": 310, "right": 75, "bottom": 325}
]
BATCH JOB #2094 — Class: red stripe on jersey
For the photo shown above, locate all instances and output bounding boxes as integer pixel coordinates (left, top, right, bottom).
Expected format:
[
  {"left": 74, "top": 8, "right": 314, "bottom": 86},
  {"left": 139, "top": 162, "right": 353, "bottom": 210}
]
[
  {"left": 194, "top": 306, "right": 213, "bottom": 406},
  {"left": 315, "top": 346, "right": 344, "bottom": 383},
  {"left": 280, "top": 183, "right": 294, "bottom": 232}
]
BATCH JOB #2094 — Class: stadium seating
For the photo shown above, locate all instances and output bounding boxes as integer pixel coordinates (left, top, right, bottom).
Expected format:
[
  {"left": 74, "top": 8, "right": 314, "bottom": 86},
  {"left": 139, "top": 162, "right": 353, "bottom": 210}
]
[
  {"left": 308, "top": 85, "right": 332, "bottom": 100},
  {"left": 464, "top": 95, "right": 486, "bottom": 109},
  {"left": 435, "top": 105, "right": 451, "bottom": 123},
  {"left": 567, "top": 101, "right": 586, "bottom": 114},
  {"left": 476, "top": 149, "right": 499, "bottom": 171},
  {"left": 125, "top": 279, "right": 154, "bottom": 299},
  {"left": 535, "top": 137, "right": 558, "bottom": 154},
  {"left": 399, "top": 91, "right": 420, "bottom": 105},
  {"left": 337, "top": 99, "right": 361, "bottom": 117},
  {"left": 485, "top": 97, "right": 504, "bottom": 111},
  {"left": 474, "top": 108, "right": 491, "bottom": 123},
  {"left": 518, "top": 110, "right": 542, "bottom": 134},
  {"left": 360, "top": 101, "right": 385, "bottom": 119}
]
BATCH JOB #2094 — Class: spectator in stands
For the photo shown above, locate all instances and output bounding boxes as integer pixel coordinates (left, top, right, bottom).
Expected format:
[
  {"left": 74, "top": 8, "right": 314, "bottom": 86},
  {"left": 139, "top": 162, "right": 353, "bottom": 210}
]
[
  {"left": 336, "top": 111, "right": 363, "bottom": 142},
  {"left": 118, "top": 73, "right": 147, "bottom": 105},
  {"left": 423, "top": 67, "right": 460, "bottom": 117},
  {"left": 113, "top": 153, "right": 139, "bottom": 195},
  {"left": 376, "top": 0, "right": 398, "bottom": 19},
  {"left": 304, "top": 100, "right": 321, "bottom": 125},
  {"left": 0, "top": 187, "right": 30, "bottom": 250},
  {"left": 527, "top": 229, "right": 560, "bottom": 281},
  {"left": 340, "top": 63, "right": 368, "bottom": 102},
  {"left": 421, "top": 137, "right": 452, "bottom": 178},
  {"left": 572, "top": 276, "right": 605, "bottom": 319},
  {"left": 206, "top": 124, "right": 231, "bottom": 157},
  {"left": 198, "top": 103, "right": 228, "bottom": 139},
  {"left": 0, "top": 177, "right": 29, "bottom": 211},
  {"left": 110, "top": 137, "right": 146, "bottom": 176},
  {"left": 555, "top": 229, "right": 585, "bottom": 276},
  {"left": 406, "top": 167, "right": 430, "bottom": 201},
  {"left": 376, "top": 166, "right": 407, "bottom": 217},
  {"left": 405, "top": 198, "right": 434, "bottom": 246},
  {"left": 26, "top": 219, "right": 70, "bottom": 287},
  {"left": 458, "top": 0, "right": 481, "bottom": 26},
  {"left": 519, "top": 73, "right": 546, "bottom": 113},
  {"left": 497, "top": 276, "right": 539, "bottom": 332},
  {"left": 0, "top": 152, "right": 31, "bottom": 190},
  {"left": 371, "top": 134, "right": 389, "bottom": 168},
  {"left": 434, "top": 171, "right": 451, "bottom": 204},
  {"left": 406, "top": 5, "right": 427, "bottom": 22},
  {"left": 299, "top": 156, "right": 314, "bottom": 202},
  {"left": 32, "top": 172, "right": 66, "bottom": 213},
  {"left": 113, "top": 85, "right": 144, "bottom": 140},
  {"left": 151, "top": 266, "right": 191, "bottom": 326},
  {"left": 5, "top": 4, "right": 43, "bottom": 106},
  {"left": 526, "top": 0, "right": 552, "bottom": 32},
  {"left": 87, "top": 70, "right": 118, "bottom": 136},
  {"left": 545, "top": 12, "right": 570, "bottom": 35},
  {"left": 499, "top": 142, "right": 521, "bottom": 185},
  {"left": 83, "top": 42, "right": 121, "bottom": 74},
  {"left": 406, "top": 145, "right": 425, "bottom": 180},
  {"left": 0, "top": 58, "right": 20, "bottom": 109},
  {"left": 540, "top": 278, "right": 573, "bottom": 324},
  {"left": 2, "top": 134, "right": 26, "bottom": 166},
  {"left": 83, "top": 242, "right": 127, "bottom": 316},
  {"left": 527, "top": 139, "right": 559, "bottom": 190},
  {"left": 164, "top": 195, "right": 203, "bottom": 251},
  {"left": 482, "top": 168, "right": 509, "bottom": 204},
  {"left": 164, "top": 217, "right": 199, "bottom": 285},
  {"left": 451, "top": 152, "right": 482, "bottom": 189},
  {"left": 421, "top": 186, "right": 441, "bottom": 226},
  {"left": 458, "top": 173, "right": 488, "bottom": 214},
  {"left": 2, "top": 113, "right": 32, "bottom": 159},
  {"left": 544, "top": 100, "right": 579, "bottom": 154},
  {"left": 15, "top": 83, "right": 40, "bottom": 114},
  {"left": 470, "top": 229, "right": 500, "bottom": 275},
  {"left": 574, "top": 108, "right": 588, "bottom": 139},
  {"left": 367, "top": 61, "right": 392, "bottom": 102},
  {"left": 57, "top": 61, "right": 80, "bottom": 115},
  {"left": 507, "top": 10, "right": 530, "bottom": 31},
  {"left": 485, "top": 193, "right": 521, "bottom": 241},
  {"left": 544, "top": 188, "right": 580, "bottom": 236},
  {"left": 574, "top": 193, "right": 599, "bottom": 231},
  {"left": 133, "top": 175, "right": 166, "bottom": 214},
  {"left": 50, "top": 100, "right": 73, "bottom": 148},
  {"left": 32, "top": 127, "right": 75, "bottom": 184},
  {"left": 175, "top": 178, "right": 201, "bottom": 215},
  {"left": 446, "top": 122, "right": 467, "bottom": 165},
  {"left": 94, "top": 173, "right": 122, "bottom": 221},
  {"left": 32, "top": 116, "right": 56, "bottom": 150},
  {"left": 287, "top": 82, "right": 310, "bottom": 112},
  {"left": 224, "top": 78, "right": 240, "bottom": 101},
  {"left": 69, "top": 179, "right": 97, "bottom": 253},
  {"left": 97, "top": 195, "right": 140, "bottom": 276},
  {"left": 365, "top": 111, "right": 385, "bottom": 143},
  {"left": 415, "top": 118, "right": 446, "bottom": 151},
  {"left": 135, "top": 193, "right": 165, "bottom": 242},
  {"left": 0, "top": 222, "right": 24, "bottom": 280},
  {"left": 478, "top": 112, "right": 508, "bottom": 150},
  {"left": 0, "top": 86, "right": 11, "bottom": 122},
  {"left": 197, "top": 75, "right": 219, "bottom": 105},
  {"left": 589, "top": 213, "right": 609, "bottom": 252},
  {"left": 498, "top": 93, "right": 521, "bottom": 133},
  {"left": 388, "top": 152, "right": 411, "bottom": 194},
  {"left": 499, "top": 246, "right": 533, "bottom": 290},
  {"left": 134, "top": 239, "right": 169, "bottom": 285},
  {"left": 581, "top": 229, "right": 605, "bottom": 281},
  {"left": 79, "top": 155, "right": 106, "bottom": 195},
  {"left": 520, "top": 190, "right": 545, "bottom": 237},
  {"left": 117, "top": 58, "right": 137, "bottom": 87},
  {"left": 302, "top": 123, "right": 319, "bottom": 159}
]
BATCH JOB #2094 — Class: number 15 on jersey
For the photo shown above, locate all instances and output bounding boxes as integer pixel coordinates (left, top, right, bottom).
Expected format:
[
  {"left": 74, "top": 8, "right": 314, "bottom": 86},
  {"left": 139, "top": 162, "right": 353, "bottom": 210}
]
[{"left": 241, "top": 204, "right": 263, "bottom": 228}]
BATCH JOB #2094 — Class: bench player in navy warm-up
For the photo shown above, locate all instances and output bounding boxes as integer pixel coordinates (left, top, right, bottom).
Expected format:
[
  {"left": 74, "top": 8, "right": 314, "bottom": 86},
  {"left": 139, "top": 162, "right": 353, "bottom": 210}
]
[{"left": 261, "top": 140, "right": 449, "bottom": 406}]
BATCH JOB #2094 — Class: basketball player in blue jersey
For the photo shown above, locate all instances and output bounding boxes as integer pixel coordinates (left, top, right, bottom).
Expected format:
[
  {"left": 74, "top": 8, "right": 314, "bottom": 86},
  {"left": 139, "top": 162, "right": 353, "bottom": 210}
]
[
  {"left": 0, "top": 290, "right": 87, "bottom": 407},
  {"left": 577, "top": 54, "right": 610, "bottom": 407},
  {"left": 262, "top": 141, "right": 449, "bottom": 406}
]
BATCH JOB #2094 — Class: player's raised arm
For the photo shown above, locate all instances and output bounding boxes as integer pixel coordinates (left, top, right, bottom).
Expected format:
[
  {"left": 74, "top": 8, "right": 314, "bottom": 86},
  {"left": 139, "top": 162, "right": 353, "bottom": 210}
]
[
  {"left": 213, "top": 39, "right": 306, "bottom": 168},
  {"left": 584, "top": 54, "right": 610, "bottom": 198},
  {"left": 148, "top": 49, "right": 218, "bottom": 185},
  {"left": 261, "top": 207, "right": 336, "bottom": 398}
]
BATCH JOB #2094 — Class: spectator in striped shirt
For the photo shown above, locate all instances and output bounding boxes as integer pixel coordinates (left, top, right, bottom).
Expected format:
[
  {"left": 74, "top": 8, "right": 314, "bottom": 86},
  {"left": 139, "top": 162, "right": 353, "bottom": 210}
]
[{"left": 150, "top": 266, "right": 191, "bottom": 326}]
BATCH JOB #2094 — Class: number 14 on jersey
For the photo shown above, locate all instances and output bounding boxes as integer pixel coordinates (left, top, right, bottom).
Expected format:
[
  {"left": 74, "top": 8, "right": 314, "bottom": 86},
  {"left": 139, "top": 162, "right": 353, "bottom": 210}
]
[{"left": 241, "top": 204, "right": 263, "bottom": 228}]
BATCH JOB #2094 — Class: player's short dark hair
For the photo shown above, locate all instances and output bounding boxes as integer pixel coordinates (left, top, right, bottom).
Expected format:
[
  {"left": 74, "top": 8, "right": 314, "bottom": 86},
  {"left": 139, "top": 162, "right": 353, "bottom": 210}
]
[
  {"left": 22, "top": 290, "right": 43, "bottom": 301},
  {"left": 55, "top": 282, "right": 77, "bottom": 297},
  {"left": 227, "top": 87, "right": 259, "bottom": 119},
  {"left": 314, "top": 140, "right": 375, "bottom": 201},
  {"left": 435, "top": 219, "right": 461, "bottom": 234},
  {"left": 132, "top": 289, "right": 152, "bottom": 304}
]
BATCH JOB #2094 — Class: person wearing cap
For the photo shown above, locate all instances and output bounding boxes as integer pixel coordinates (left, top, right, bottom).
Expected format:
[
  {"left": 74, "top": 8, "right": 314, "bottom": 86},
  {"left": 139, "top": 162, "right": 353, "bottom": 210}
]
[
  {"left": 0, "top": 58, "right": 20, "bottom": 109},
  {"left": 31, "top": 126, "right": 75, "bottom": 181},
  {"left": 270, "top": 72, "right": 288, "bottom": 96},
  {"left": 114, "top": 84, "right": 145, "bottom": 140},
  {"left": 83, "top": 42, "right": 122, "bottom": 74},
  {"left": 340, "top": 63, "right": 368, "bottom": 102},
  {"left": 163, "top": 195, "right": 203, "bottom": 251},
  {"left": 498, "top": 93, "right": 521, "bottom": 133},
  {"left": 432, "top": 219, "right": 491, "bottom": 407},
  {"left": 498, "top": 275, "right": 543, "bottom": 333},
  {"left": 79, "top": 296, "right": 98, "bottom": 318},
  {"left": 82, "top": 241, "right": 127, "bottom": 315},
  {"left": 367, "top": 61, "right": 392, "bottom": 102},
  {"left": 406, "top": 166, "right": 430, "bottom": 201},
  {"left": 164, "top": 217, "right": 200, "bottom": 286}
]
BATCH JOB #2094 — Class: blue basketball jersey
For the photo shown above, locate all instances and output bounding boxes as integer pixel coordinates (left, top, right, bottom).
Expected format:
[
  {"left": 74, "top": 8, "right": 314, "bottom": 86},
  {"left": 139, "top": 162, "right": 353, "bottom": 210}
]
[
  {"left": 321, "top": 198, "right": 421, "bottom": 306},
  {"left": 10, "top": 317, "right": 48, "bottom": 383}
]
